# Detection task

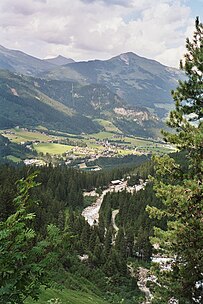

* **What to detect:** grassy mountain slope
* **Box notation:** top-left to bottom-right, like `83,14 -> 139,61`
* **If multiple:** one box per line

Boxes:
30,77 -> 164,138
31,78 -> 126,116
0,70 -> 100,134
0,69 -> 162,138
26,289 -> 109,304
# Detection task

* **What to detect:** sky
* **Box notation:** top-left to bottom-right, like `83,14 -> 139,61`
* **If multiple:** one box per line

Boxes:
0,0 -> 202,67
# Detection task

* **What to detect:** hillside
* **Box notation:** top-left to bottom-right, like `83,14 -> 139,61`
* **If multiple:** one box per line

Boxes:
0,45 -> 55,76
28,77 -> 165,137
0,69 -> 164,138
0,46 -> 181,139
44,55 -> 75,66
0,70 -> 101,134
42,52 -> 183,118
0,45 -> 183,120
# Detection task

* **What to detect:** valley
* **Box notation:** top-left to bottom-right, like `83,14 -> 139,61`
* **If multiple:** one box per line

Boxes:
0,15 -> 202,304
0,125 -> 175,166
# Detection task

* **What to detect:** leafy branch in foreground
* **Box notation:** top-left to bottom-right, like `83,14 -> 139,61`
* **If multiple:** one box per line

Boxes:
0,172 -> 63,304
147,17 -> 203,304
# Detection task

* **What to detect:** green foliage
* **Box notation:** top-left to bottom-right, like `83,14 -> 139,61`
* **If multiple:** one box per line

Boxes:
0,173 -> 63,303
147,17 -> 203,303
0,161 -> 158,303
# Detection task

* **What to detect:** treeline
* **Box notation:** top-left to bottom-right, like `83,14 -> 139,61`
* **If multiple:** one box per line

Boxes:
0,134 -> 36,162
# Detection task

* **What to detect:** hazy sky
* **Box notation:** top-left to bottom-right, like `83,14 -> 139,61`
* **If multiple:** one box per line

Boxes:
0,0 -> 202,67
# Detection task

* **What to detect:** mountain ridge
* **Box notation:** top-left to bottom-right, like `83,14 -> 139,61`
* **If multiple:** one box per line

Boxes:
44,55 -> 75,66
41,51 -> 183,117
0,45 -> 55,76
0,45 -> 182,137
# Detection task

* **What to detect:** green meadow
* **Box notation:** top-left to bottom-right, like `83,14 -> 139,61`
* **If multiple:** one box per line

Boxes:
34,143 -> 73,155
26,288 -> 109,304
0,126 -> 174,158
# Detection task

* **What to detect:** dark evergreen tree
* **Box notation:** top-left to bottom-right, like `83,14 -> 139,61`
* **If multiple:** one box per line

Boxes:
0,173 -> 64,303
147,18 -> 203,303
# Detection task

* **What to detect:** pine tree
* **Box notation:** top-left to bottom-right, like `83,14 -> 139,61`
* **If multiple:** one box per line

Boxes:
147,17 -> 203,303
0,173 -> 63,303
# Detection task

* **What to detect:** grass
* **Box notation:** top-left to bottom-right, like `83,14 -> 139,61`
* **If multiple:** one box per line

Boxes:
2,128 -> 53,143
25,287 -> 109,304
4,155 -> 22,163
33,143 -> 73,155
88,131 -> 115,140
0,126 -> 174,161
94,119 -> 121,133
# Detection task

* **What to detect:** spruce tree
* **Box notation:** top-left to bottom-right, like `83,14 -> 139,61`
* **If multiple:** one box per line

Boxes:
147,17 -> 203,303
0,173 -> 63,303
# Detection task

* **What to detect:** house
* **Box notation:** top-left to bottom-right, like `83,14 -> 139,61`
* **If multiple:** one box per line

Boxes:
110,180 -> 122,186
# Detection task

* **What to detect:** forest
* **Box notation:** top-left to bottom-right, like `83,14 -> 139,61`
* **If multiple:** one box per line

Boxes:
0,160 -> 156,304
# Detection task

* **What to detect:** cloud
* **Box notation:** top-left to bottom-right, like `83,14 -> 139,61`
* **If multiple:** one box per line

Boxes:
0,0 -> 196,67
81,0 -> 133,6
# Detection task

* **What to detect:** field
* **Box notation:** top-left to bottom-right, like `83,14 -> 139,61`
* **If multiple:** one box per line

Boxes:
93,119 -> 121,133
0,126 -> 175,163
34,143 -> 73,155
2,128 -> 56,143
25,287 -> 109,304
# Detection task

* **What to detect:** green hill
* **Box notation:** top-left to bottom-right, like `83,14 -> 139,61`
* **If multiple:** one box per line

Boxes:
0,70 -> 100,134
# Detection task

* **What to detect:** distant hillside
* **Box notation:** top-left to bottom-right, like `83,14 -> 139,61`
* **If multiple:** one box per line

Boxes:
0,70 -> 101,134
32,78 -> 125,116
30,77 -> 164,138
0,68 -> 164,138
42,52 -> 183,118
0,45 -> 55,76
0,45 -> 183,119
44,55 -> 75,66
0,46 -> 181,138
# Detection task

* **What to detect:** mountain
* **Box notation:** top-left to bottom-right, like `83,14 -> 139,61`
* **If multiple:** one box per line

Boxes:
0,68 -> 162,138
0,70 -> 100,134
29,77 -> 163,137
44,55 -> 75,66
0,45 -> 183,119
42,52 -> 183,118
0,46 -> 182,138
0,45 -> 55,76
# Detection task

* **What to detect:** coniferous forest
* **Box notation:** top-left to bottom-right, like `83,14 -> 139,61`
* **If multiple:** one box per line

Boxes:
0,161 -> 155,304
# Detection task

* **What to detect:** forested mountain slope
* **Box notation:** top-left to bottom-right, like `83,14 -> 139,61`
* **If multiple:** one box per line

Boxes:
0,70 -> 100,134
42,52 -> 184,118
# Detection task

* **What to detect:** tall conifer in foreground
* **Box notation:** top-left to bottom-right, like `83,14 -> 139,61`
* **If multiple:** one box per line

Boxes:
147,17 -> 203,303
0,173 -> 63,303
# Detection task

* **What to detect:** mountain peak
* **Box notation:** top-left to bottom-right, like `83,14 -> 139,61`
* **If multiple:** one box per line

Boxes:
108,52 -> 142,65
44,55 -> 75,66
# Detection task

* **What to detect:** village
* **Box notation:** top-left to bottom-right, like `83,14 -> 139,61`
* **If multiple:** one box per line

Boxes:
1,126 -> 175,168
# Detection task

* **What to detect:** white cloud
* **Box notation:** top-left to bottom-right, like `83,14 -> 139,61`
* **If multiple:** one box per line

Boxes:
0,0 -> 197,67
